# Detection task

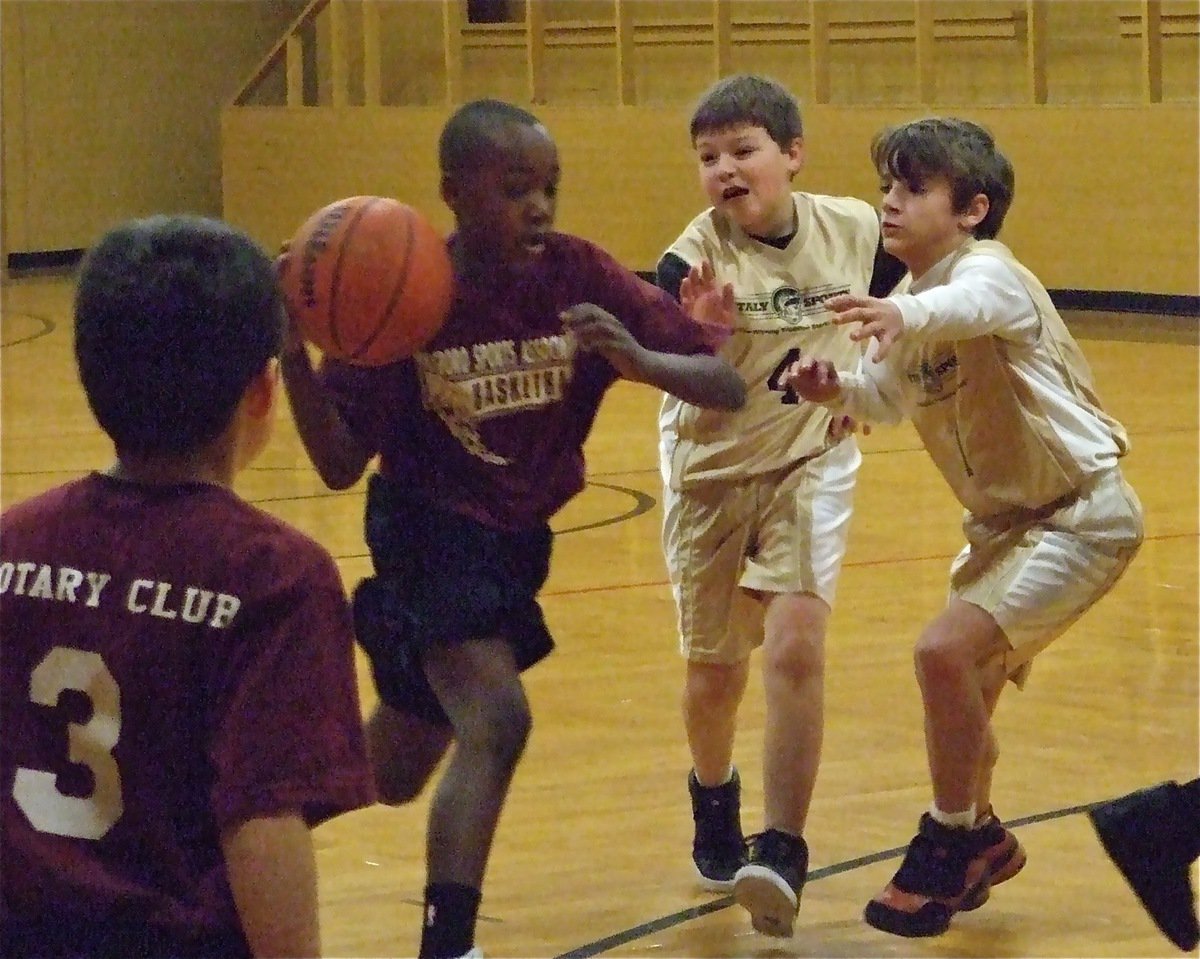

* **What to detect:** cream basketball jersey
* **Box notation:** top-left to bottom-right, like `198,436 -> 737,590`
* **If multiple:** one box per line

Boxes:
660,192 -> 879,489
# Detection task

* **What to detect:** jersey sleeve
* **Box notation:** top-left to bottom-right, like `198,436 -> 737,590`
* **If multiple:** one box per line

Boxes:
581,240 -> 720,355
656,252 -> 690,302
889,255 -> 1040,344
205,540 -> 374,830
829,340 -> 909,426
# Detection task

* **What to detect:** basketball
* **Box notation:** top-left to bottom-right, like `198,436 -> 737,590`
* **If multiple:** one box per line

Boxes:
277,195 -> 453,366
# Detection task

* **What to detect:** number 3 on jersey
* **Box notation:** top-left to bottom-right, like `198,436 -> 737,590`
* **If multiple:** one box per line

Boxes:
13,647 -> 124,840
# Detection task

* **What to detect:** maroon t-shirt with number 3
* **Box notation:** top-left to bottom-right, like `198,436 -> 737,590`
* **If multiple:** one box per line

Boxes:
0,474 -> 375,952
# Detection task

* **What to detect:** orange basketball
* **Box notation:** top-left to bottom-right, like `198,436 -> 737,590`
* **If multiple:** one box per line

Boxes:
278,196 -> 453,366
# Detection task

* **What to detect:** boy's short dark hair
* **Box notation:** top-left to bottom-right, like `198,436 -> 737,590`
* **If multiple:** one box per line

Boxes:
439,99 -> 542,175
74,215 -> 282,457
689,74 -> 803,149
871,117 -> 1015,239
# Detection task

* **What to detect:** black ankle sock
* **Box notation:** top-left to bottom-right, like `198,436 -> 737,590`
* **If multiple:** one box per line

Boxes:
419,882 -> 481,959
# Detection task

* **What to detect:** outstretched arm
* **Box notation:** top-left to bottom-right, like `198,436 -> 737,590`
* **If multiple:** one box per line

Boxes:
826,256 -> 1039,360
561,303 -> 745,411
783,345 -> 906,426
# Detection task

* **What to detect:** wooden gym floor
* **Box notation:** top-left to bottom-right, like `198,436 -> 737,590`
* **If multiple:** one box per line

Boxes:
2,274 -> 1197,958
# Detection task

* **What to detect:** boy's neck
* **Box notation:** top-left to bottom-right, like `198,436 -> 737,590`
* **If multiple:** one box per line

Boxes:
104,451 -> 235,490
451,236 -> 518,280
906,235 -> 974,284
745,197 -> 798,242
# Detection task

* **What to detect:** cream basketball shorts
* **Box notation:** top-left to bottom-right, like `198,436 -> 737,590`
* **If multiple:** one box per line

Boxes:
950,466 -> 1144,683
662,439 -> 860,664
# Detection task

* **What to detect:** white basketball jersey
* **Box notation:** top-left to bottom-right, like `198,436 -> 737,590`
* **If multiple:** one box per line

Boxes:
660,192 -> 879,489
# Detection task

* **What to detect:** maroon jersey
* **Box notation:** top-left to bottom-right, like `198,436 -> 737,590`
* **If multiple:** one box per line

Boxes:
322,232 -> 715,530
0,474 -> 374,948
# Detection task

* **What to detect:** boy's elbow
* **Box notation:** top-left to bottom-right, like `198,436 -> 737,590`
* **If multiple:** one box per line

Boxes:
320,468 -> 359,491
725,372 -> 747,410
709,365 -> 746,411
314,453 -> 367,491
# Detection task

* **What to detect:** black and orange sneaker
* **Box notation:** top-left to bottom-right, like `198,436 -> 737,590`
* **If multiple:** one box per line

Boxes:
863,814 -> 991,937
688,769 -> 746,891
961,809 -> 1027,910
733,829 -> 808,938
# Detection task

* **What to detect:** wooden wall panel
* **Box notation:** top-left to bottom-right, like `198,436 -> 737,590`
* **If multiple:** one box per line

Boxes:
223,102 -> 1199,295
0,1 -> 307,256
1,3 -> 30,260
379,2 -> 447,105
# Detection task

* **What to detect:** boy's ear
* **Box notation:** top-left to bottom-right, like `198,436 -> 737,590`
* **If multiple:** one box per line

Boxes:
786,136 -> 806,177
242,358 -> 280,419
440,173 -> 458,210
960,192 -> 990,232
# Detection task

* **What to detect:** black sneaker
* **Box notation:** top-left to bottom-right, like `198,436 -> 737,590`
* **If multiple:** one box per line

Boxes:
863,813 -> 991,938
733,829 -> 808,938
1089,782 -> 1200,952
960,809 -> 1027,911
688,769 -> 746,891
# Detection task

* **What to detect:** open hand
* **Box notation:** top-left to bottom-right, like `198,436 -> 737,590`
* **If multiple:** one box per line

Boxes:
782,355 -> 842,403
680,261 -> 736,335
824,293 -> 904,361
561,303 -> 647,380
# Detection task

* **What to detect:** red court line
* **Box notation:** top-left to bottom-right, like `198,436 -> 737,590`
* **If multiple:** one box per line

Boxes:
541,530 -> 1199,598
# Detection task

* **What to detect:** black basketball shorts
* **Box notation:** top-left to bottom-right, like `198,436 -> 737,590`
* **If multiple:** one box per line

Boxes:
354,473 -> 554,726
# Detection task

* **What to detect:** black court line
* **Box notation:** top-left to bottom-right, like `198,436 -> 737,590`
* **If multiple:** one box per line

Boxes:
555,800 -> 1103,959
0,312 -> 56,348
255,482 -> 656,564
554,481 -> 657,535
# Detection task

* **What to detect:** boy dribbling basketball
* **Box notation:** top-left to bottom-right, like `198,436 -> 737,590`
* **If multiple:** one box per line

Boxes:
279,99 -> 746,958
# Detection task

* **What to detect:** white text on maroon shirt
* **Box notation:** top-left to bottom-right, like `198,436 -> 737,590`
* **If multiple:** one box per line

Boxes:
0,561 -> 241,629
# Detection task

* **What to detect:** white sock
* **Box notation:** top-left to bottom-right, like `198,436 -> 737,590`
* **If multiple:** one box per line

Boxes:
929,803 -> 977,829
696,765 -> 734,788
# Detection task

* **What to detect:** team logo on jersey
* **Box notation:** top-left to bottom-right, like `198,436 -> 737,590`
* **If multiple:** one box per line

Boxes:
907,347 -> 962,404
762,283 -> 850,328
415,333 -> 576,464
771,287 -> 804,324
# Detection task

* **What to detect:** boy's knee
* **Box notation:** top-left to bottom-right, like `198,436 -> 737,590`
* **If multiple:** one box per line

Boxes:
760,593 -> 827,682
367,705 -> 453,804
913,631 -> 971,685
461,690 -> 532,769
375,763 -> 433,806
684,660 -> 745,711
762,625 -> 823,683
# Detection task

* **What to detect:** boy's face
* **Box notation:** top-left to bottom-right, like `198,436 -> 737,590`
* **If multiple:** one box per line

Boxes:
442,121 -> 559,270
694,123 -> 803,238
878,172 -> 987,278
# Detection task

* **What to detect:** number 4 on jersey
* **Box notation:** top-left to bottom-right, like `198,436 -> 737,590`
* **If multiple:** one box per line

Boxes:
767,348 -> 802,404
